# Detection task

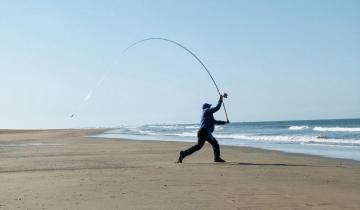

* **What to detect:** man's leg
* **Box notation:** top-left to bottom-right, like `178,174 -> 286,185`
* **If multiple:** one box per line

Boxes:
207,134 -> 225,162
177,130 -> 206,163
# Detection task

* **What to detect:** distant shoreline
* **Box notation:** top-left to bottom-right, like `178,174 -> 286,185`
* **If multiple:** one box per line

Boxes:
1,127 -> 358,163
1,117 -> 360,130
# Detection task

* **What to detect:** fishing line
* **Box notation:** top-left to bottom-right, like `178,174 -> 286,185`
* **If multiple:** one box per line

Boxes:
72,38 -> 229,121
70,70 -> 110,118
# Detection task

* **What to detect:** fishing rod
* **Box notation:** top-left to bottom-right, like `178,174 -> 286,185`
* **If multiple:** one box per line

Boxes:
124,38 -> 229,121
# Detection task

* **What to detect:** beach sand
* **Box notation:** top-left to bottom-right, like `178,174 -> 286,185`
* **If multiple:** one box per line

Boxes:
0,129 -> 359,210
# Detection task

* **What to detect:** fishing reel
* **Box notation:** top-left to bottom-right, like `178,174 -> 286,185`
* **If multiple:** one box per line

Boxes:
223,93 -> 228,98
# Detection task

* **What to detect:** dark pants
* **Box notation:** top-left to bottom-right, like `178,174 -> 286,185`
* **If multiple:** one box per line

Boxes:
182,129 -> 220,159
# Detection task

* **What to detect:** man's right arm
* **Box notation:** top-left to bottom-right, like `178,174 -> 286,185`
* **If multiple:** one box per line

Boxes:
209,96 -> 223,114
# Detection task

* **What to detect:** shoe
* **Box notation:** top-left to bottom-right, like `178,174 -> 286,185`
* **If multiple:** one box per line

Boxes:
177,151 -> 185,163
214,157 -> 226,162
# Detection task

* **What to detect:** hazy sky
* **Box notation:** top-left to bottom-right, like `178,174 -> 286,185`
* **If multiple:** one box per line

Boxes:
1,0 -> 359,128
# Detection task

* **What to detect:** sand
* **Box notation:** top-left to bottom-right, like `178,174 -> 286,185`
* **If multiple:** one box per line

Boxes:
0,129 -> 359,210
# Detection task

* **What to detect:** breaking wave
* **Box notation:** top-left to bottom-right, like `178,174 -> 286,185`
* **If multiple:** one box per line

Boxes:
210,134 -> 359,146
313,127 -> 360,132
288,126 -> 309,130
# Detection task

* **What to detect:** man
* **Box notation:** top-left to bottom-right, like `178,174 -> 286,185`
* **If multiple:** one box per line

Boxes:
178,95 -> 229,163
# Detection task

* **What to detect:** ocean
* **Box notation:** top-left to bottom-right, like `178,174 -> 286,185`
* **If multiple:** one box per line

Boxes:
96,119 -> 360,161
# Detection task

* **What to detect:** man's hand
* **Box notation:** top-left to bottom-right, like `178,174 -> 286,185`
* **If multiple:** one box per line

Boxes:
226,120 -> 230,124
219,95 -> 223,101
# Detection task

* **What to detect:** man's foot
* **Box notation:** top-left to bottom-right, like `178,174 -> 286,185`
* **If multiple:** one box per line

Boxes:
177,151 -> 185,163
214,157 -> 226,162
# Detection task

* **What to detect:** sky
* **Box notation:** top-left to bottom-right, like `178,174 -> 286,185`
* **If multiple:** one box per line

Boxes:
1,0 -> 359,128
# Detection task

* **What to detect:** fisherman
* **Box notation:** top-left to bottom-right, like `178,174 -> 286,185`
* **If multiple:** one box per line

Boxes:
178,95 -> 229,163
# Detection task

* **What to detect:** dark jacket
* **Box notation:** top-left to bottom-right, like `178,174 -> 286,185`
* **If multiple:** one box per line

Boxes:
199,99 -> 226,133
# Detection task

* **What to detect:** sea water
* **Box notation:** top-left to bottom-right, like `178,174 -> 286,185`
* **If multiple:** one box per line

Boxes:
96,119 -> 360,161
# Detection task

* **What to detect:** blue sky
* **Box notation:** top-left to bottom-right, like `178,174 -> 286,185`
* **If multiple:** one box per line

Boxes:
1,0 -> 359,128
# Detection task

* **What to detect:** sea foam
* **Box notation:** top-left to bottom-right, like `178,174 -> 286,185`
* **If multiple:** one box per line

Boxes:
313,127 -> 360,132
214,134 -> 360,145
288,126 -> 309,130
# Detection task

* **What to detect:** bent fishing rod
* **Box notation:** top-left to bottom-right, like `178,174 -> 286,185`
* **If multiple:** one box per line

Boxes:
123,38 -> 229,121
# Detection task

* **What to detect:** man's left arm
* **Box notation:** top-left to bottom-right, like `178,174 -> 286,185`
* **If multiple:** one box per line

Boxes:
214,120 -> 228,125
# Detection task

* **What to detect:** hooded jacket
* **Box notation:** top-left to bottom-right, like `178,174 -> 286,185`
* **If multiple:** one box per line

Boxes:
200,98 -> 226,133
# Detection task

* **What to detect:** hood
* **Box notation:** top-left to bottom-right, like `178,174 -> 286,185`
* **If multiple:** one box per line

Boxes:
202,103 -> 211,110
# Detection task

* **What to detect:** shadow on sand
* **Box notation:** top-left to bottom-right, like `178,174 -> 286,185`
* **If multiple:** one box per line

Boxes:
186,162 -> 313,167
228,162 -> 311,167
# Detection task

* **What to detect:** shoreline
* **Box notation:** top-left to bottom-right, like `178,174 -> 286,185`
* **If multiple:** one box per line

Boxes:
1,129 -> 359,209
92,132 -> 360,163
2,127 -> 359,164
91,136 -> 360,164
1,128 -> 358,163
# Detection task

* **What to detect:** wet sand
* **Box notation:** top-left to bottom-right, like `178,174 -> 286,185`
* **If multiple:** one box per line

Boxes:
0,129 -> 359,210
